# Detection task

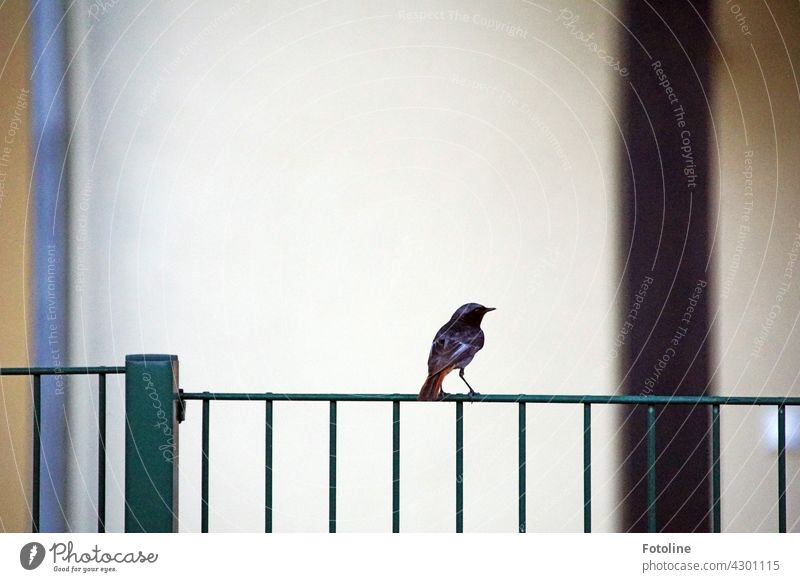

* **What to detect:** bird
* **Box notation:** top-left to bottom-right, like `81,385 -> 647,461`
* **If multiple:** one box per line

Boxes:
417,303 -> 495,401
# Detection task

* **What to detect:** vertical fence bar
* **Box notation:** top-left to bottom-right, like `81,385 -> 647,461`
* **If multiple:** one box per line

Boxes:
97,373 -> 107,533
711,404 -> 721,533
32,374 -> 41,533
583,403 -> 591,533
201,398 -> 210,533
518,402 -> 526,533
646,404 -> 657,533
329,401 -> 337,533
392,401 -> 400,533
265,400 -> 273,533
778,404 -> 786,533
456,401 -> 464,533
124,354 -> 180,532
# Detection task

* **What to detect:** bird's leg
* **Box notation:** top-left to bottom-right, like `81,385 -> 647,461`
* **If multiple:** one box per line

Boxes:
458,369 -> 480,400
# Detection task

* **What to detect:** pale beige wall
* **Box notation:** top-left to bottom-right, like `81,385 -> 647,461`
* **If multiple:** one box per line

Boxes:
712,1 -> 800,531
64,0 -> 623,532
0,0 -> 32,533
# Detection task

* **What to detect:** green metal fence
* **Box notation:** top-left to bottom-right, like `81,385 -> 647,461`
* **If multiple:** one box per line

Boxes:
2,354 -> 797,533
0,364 -> 125,532
0,354 -> 179,533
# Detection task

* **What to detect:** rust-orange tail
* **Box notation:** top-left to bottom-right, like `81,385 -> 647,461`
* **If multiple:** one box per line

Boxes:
417,367 -> 452,401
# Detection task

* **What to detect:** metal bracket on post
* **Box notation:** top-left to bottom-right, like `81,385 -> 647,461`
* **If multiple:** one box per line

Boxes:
124,354 -> 180,532
176,389 -> 186,423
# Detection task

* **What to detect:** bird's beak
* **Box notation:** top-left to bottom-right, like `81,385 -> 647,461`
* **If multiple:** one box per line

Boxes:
484,307 -> 496,312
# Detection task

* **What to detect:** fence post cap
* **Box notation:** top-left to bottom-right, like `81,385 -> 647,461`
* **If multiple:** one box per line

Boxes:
125,354 -> 178,363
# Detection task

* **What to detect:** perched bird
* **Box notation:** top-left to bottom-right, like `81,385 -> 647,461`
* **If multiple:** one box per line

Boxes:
418,303 -> 495,401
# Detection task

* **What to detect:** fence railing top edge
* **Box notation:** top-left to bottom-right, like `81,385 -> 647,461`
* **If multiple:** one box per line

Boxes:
0,366 -> 126,375
176,392 -> 800,405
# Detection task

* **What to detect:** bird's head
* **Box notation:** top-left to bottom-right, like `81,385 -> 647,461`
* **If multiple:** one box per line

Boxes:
451,303 -> 496,324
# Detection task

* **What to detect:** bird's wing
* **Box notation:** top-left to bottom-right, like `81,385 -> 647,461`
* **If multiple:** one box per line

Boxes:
427,335 -> 475,376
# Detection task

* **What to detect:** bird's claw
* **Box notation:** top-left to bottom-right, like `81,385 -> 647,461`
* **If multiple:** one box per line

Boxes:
467,390 -> 481,402
438,390 -> 451,401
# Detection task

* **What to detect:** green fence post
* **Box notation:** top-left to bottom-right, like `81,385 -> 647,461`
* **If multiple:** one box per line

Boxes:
125,354 -> 180,532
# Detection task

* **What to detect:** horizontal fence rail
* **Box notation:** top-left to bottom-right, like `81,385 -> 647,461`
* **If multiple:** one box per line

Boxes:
0,365 -> 126,533
180,390 -> 800,534
178,393 -> 800,405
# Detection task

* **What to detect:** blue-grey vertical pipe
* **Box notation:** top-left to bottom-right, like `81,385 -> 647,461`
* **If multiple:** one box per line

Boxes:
30,0 -> 70,533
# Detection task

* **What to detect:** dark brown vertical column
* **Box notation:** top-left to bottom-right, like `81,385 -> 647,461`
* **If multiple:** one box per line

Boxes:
618,0 -> 714,532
